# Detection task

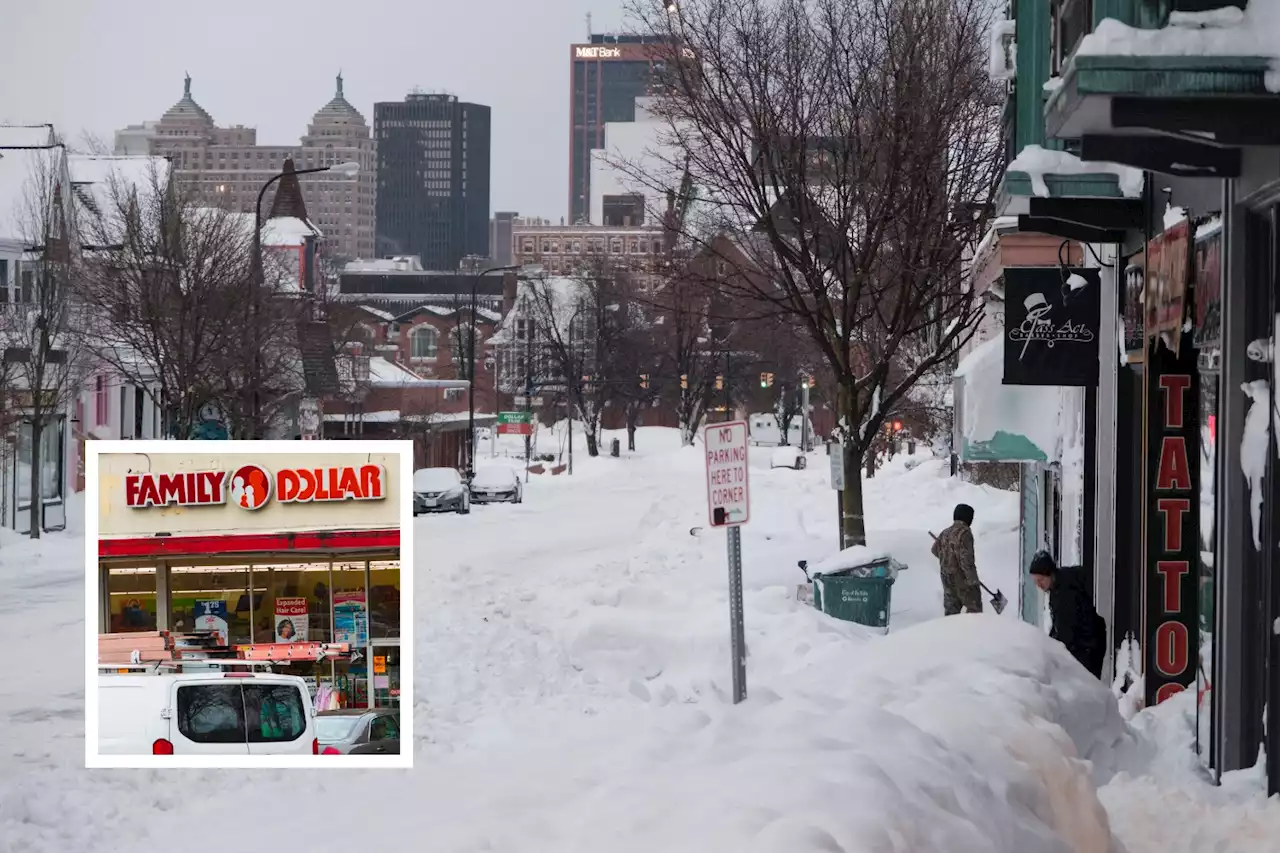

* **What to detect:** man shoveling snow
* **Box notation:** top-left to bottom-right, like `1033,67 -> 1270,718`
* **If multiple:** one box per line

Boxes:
1030,550 -> 1108,679
931,503 -> 987,615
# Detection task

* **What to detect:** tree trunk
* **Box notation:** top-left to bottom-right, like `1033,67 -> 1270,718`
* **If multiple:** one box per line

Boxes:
28,418 -> 42,540
838,383 -> 866,547
584,429 -> 599,457
627,423 -> 637,452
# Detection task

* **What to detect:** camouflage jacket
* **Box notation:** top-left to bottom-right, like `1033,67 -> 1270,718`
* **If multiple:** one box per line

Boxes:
932,520 -> 978,585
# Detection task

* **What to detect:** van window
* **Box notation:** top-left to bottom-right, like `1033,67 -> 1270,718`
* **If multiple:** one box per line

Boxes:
244,684 -> 306,743
176,684 -> 246,744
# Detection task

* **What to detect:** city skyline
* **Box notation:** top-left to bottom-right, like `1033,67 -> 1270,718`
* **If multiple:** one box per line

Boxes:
0,0 -> 629,223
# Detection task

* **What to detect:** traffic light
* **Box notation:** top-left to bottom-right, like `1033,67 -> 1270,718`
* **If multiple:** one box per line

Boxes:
680,374 -> 688,390
760,372 -> 774,388
802,374 -> 814,389
715,375 -> 724,390
892,420 -> 903,432
639,373 -> 650,390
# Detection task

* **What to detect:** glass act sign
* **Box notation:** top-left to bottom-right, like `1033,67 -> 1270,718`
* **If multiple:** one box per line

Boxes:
704,421 -> 750,527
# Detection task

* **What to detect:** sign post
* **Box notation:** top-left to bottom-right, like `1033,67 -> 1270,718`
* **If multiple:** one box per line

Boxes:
829,440 -> 846,550
704,420 -> 750,704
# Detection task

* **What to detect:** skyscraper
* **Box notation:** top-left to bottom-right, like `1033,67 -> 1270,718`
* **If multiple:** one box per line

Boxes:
568,34 -> 667,226
374,93 -> 491,270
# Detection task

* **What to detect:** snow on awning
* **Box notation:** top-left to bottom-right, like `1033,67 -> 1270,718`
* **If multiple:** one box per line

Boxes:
1006,145 -> 1144,199
953,336 -> 1064,463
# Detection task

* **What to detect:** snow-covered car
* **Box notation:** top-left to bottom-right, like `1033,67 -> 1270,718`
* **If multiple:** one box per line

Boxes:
469,466 -> 523,504
413,467 -> 470,515
770,445 -> 807,470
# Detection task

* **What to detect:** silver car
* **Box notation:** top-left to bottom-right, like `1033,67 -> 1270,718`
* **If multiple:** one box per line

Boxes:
315,708 -> 400,755
469,465 -> 524,504
413,467 -> 470,515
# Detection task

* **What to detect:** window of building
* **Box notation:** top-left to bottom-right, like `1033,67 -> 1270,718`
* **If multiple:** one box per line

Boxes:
95,375 -> 109,426
410,326 -> 438,359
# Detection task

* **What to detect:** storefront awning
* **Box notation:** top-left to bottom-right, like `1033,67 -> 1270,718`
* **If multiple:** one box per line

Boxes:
953,336 -> 1064,463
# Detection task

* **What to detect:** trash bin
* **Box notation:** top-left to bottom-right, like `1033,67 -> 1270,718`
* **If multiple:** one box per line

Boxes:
810,556 -> 905,631
610,438 -> 621,457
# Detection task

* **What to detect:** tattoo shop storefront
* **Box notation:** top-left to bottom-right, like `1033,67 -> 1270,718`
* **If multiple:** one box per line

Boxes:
96,452 -> 403,711
1038,14 -> 1280,793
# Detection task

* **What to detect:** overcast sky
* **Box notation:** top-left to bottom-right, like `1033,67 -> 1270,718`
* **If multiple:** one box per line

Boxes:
0,0 -> 630,222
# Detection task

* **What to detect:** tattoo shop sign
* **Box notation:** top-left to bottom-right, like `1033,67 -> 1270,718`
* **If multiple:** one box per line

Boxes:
1002,267 -> 1101,387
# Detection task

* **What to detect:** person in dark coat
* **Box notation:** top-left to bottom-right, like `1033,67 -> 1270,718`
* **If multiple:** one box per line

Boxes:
1029,550 -> 1107,678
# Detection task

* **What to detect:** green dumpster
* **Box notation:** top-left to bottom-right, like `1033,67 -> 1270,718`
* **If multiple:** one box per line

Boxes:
811,556 -> 904,631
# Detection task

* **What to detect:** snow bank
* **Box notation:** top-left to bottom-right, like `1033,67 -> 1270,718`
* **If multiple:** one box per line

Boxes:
1100,691 -> 1280,853
1076,2 -> 1280,93
1008,145 -> 1144,198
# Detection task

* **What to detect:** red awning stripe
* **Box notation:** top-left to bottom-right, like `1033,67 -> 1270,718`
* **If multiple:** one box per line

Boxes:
99,528 -> 400,558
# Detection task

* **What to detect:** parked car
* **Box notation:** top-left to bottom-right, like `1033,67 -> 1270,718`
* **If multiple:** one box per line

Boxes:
315,708 -> 401,755
770,445 -> 807,470
413,467 -> 470,515
97,666 -> 317,755
469,465 -> 523,504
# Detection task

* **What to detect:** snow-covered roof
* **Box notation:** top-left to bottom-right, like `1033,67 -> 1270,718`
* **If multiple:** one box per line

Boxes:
68,154 -> 170,236
1007,145 -> 1144,199
219,210 -> 321,247
342,356 -> 471,389
1075,6 -> 1280,95
0,127 -> 59,243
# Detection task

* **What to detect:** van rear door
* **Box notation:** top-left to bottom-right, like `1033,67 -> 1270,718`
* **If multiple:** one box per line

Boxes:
169,680 -> 251,754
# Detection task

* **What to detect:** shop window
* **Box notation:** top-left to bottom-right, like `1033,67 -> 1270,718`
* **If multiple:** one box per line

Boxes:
107,567 -> 158,633
171,565 -> 253,645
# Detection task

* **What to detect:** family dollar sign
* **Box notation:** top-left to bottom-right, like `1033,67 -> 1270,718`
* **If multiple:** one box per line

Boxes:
704,421 -> 750,527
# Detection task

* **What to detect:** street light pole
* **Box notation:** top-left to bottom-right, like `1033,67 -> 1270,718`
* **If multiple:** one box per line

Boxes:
467,265 -> 519,482
250,160 -> 359,439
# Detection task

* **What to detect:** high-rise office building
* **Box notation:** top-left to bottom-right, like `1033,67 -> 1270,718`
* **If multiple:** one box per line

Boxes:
374,93 -> 491,270
568,34 -> 667,226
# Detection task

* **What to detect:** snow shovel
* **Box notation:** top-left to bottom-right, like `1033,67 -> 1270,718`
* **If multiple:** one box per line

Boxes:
928,531 -> 1008,614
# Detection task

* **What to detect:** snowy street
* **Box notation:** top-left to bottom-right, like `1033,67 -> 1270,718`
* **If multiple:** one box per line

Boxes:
2,427 -> 1279,852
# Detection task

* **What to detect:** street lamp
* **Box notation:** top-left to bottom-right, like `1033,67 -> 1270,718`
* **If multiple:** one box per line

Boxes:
467,264 -> 519,482
248,160 -> 359,438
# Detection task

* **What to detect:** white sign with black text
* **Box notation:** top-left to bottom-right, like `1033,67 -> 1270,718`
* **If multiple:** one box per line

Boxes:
704,421 -> 750,527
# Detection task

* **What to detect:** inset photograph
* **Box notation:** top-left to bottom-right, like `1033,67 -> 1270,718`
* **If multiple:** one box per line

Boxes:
86,440 -> 413,768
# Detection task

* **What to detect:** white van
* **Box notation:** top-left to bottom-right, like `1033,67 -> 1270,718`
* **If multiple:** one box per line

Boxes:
98,666 -> 318,756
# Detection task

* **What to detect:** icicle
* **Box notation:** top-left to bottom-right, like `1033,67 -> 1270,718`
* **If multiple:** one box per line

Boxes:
1240,379 -> 1270,551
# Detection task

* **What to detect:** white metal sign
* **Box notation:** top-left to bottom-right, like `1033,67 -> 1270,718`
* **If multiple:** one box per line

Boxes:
704,420 -> 750,527
829,442 -> 845,490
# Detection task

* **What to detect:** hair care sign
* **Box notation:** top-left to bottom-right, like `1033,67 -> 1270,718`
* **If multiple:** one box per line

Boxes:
274,598 -> 309,644
1145,337 -> 1200,707
1002,267 -> 1100,387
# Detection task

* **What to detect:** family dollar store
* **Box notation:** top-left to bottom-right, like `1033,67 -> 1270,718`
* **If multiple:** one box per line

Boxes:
97,452 -> 404,711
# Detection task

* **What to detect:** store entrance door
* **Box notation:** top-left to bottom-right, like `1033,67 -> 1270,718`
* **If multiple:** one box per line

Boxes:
370,642 -> 400,709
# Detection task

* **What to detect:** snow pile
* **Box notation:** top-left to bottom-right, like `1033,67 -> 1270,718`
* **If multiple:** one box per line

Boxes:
1008,145 -> 1145,198
954,336 -> 1068,460
1076,2 -> 1280,92
1100,691 -> 1280,853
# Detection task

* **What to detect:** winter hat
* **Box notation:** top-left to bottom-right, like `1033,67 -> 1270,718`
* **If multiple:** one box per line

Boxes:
953,503 -> 975,525
1029,550 -> 1057,576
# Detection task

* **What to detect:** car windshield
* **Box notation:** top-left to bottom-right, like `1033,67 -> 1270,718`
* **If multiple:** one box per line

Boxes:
472,468 -> 516,487
315,715 -> 363,743
414,468 -> 460,491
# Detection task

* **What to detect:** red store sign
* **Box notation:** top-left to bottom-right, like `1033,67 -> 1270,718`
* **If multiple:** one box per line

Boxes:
1145,339 -> 1200,707
125,464 -> 387,510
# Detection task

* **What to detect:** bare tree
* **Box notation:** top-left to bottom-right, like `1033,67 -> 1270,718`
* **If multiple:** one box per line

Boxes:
77,163 -> 255,438
626,0 -> 1003,545
522,265 -> 639,457
12,145 -> 91,538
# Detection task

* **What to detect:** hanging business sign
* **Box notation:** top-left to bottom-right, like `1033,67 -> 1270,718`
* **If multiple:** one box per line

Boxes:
125,463 -> 387,509
1145,220 -> 1192,353
1123,252 -> 1146,362
1144,337 -> 1200,707
1192,225 -> 1222,352
1002,267 -> 1101,387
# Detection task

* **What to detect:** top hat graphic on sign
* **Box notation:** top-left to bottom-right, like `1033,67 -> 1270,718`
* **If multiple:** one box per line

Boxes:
230,464 -> 272,510
1023,292 -> 1049,313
